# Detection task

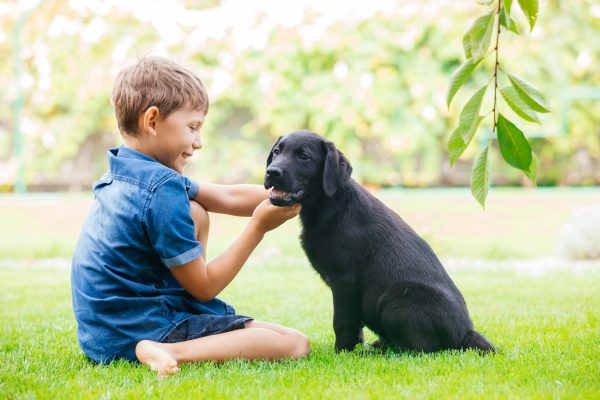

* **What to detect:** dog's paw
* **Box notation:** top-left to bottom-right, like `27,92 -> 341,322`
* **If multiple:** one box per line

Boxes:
369,338 -> 391,351
334,342 -> 358,353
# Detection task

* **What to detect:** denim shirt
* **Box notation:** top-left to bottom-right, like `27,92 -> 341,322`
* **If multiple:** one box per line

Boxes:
71,146 -> 234,363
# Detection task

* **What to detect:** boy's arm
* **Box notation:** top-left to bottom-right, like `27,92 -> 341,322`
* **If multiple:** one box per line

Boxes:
170,200 -> 300,302
193,182 -> 269,217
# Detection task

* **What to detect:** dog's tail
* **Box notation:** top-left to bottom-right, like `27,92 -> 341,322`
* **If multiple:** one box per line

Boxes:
461,330 -> 496,353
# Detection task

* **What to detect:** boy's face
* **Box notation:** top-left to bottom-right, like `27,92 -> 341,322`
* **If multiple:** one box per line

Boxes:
152,108 -> 205,173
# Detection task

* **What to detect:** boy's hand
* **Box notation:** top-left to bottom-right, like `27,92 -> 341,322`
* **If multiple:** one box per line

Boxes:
251,199 -> 301,234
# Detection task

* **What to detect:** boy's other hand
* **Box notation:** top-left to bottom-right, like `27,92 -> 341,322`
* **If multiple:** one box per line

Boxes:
251,199 -> 301,234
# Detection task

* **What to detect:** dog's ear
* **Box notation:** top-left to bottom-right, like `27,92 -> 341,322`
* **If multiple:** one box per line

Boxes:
322,140 -> 353,197
266,136 -> 282,167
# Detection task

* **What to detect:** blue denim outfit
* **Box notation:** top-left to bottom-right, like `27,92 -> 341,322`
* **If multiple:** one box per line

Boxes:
71,146 -> 239,363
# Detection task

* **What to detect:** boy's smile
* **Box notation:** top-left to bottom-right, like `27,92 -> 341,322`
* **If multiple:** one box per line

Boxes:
154,108 -> 204,173
126,106 -> 205,174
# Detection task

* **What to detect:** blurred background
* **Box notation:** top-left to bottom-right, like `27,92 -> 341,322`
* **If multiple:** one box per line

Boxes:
0,0 -> 599,260
1,0 -> 599,191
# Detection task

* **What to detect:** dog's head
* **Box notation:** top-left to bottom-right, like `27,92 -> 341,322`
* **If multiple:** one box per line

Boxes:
264,130 -> 353,206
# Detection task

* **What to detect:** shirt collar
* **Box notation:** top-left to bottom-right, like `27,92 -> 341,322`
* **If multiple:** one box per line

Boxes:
108,145 -> 158,163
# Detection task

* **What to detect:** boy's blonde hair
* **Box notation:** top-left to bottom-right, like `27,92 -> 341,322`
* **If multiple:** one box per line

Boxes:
112,57 -> 209,136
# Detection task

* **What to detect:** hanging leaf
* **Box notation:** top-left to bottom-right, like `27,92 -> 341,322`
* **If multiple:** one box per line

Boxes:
448,116 -> 483,165
497,114 -> 532,171
457,85 -> 488,142
448,85 -> 487,165
500,86 -> 540,122
517,0 -> 539,32
447,58 -> 483,108
524,152 -> 538,186
448,128 -> 467,166
500,9 -> 519,34
462,12 -> 495,60
471,143 -> 491,208
508,73 -> 550,113
503,0 -> 513,15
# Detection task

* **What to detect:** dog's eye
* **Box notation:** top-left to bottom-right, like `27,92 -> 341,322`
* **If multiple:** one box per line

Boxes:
272,148 -> 280,156
298,152 -> 310,161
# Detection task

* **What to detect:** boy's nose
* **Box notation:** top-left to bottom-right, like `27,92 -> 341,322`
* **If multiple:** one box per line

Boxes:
192,137 -> 202,150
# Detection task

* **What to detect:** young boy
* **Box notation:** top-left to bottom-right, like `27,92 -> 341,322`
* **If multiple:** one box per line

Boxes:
71,56 -> 309,377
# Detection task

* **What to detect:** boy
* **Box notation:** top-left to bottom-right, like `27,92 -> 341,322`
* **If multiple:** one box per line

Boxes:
71,57 -> 309,377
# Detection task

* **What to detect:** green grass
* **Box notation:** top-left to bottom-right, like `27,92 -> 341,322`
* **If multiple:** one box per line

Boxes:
1,188 -> 599,398
1,259 -> 599,398
1,187 -> 598,260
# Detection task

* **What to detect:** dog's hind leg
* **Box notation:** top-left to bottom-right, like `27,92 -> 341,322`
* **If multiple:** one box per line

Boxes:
379,301 -> 442,353
461,330 -> 496,353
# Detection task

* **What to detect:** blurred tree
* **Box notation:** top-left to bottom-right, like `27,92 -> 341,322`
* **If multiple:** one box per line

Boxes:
0,0 -> 598,190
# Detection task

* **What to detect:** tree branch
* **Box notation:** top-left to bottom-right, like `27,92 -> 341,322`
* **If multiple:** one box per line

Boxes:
491,0 -> 503,137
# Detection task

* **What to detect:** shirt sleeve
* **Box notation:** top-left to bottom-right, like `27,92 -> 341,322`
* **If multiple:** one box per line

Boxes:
182,176 -> 199,200
145,175 -> 203,268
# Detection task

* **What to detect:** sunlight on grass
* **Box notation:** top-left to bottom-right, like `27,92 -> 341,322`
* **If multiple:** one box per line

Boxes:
1,188 -> 599,398
1,188 -> 599,260
1,261 -> 599,398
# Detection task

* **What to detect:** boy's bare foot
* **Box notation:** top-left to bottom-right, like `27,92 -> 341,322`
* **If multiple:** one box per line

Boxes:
135,340 -> 180,377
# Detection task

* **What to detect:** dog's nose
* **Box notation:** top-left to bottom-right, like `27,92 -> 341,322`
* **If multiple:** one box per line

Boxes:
266,166 -> 283,178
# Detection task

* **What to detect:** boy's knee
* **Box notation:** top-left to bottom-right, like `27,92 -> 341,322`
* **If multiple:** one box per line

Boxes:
290,335 -> 311,359
189,200 -> 210,244
189,200 -> 209,228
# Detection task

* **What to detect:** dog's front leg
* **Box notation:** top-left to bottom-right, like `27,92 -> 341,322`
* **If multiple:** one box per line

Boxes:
331,282 -> 363,352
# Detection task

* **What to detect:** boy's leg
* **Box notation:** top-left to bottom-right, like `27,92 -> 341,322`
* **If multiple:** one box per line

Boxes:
244,320 -> 308,339
189,200 -> 209,261
143,202 -> 310,376
136,320 -> 310,376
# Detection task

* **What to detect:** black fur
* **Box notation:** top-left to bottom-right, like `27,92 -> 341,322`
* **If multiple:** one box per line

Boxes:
264,130 -> 495,353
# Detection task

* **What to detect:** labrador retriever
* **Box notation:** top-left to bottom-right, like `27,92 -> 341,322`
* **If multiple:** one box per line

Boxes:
264,130 -> 495,353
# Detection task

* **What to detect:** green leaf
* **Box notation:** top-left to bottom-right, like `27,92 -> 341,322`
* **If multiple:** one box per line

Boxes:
448,116 -> 483,165
448,85 -> 488,165
525,152 -> 538,186
447,58 -> 484,108
503,0 -> 513,15
462,12 -> 495,60
471,143 -> 491,208
517,0 -> 539,32
500,9 -> 519,34
500,86 -> 540,123
462,36 -> 473,60
448,129 -> 466,166
508,73 -> 550,113
497,114 -> 532,171
457,85 -> 487,142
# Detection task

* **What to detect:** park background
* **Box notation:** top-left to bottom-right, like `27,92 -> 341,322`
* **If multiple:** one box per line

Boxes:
1,0 -> 599,399
1,0 -> 600,191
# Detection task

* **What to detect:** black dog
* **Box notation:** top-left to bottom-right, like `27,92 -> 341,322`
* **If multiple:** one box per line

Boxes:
264,130 -> 495,353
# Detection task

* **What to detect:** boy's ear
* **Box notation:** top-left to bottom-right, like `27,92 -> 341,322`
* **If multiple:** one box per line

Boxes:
322,140 -> 352,197
142,106 -> 160,136
266,136 -> 282,167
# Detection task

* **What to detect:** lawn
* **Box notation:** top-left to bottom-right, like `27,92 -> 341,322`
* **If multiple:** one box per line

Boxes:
1,188 -> 599,398
0,187 -> 598,260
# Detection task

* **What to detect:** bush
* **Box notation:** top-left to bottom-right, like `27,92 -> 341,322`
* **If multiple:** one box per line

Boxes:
556,203 -> 600,259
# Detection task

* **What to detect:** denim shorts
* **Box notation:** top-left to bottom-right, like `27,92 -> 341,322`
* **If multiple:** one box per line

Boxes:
161,314 -> 253,343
